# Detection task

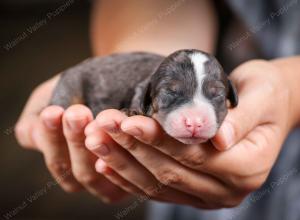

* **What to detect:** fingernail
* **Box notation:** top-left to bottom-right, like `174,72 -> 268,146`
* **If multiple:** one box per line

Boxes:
122,127 -> 143,137
67,118 -> 87,132
221,122 -> 234,149
96,159 -> 107,173
95,144 -> 110,156
43,119 -> 58,130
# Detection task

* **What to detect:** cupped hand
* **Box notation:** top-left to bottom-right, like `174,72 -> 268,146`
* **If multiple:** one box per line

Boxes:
15,76 -> 129,203
85,60 -> 295,208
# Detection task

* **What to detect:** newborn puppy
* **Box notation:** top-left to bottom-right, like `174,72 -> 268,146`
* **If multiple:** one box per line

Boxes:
50,49 -> 238,144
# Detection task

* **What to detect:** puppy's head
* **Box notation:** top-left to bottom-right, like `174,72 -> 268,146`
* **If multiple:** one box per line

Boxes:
141,49 -> 238,144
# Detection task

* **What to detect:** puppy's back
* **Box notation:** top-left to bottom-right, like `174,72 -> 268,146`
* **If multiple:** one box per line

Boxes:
50,52 -> 164,115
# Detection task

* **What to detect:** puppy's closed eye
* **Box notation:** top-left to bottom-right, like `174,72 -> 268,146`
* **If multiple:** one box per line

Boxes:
211,88 -> 226,98
203,80 -> 226,99
165,88 -> 183,97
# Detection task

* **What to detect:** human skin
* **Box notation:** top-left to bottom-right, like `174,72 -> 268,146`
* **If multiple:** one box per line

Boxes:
84,58 -> 300,208
15,0 -> 217,203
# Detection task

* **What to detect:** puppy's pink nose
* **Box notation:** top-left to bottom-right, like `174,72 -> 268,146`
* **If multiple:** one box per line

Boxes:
184,117 -> 204,134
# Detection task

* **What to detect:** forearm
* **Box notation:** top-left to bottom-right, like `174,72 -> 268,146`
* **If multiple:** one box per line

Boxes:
270,56 -> 300,128
90,0 -> 217,56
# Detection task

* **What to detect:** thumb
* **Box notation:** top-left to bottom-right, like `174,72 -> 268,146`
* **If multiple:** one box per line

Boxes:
15,116 -> 39,150
15,76 -> 59,150
212,91 -> 264,151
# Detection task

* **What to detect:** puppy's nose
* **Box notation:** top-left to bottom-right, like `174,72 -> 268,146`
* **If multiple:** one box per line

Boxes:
184,117 -> 204,134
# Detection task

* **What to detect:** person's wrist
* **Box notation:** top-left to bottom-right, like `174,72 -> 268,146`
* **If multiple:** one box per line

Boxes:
231,59 -> 295,133
270,59 -> 300,130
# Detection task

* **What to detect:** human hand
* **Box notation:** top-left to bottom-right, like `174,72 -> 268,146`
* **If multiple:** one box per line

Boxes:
15,76 -> 128,203
85,60 -> 295,208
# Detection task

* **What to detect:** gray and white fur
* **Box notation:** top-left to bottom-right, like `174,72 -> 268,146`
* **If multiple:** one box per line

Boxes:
50,49 -> 238,144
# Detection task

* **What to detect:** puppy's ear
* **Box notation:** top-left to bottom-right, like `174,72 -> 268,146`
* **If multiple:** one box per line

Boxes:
140,82 -> 153,116
227,79 -> 238,107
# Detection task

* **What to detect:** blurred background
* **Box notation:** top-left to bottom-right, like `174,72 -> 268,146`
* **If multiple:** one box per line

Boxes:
0,1 -> 145,219
1,0 -> 280,219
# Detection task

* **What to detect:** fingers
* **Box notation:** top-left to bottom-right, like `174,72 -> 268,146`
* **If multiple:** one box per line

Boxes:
85,119 -> 158,197
62,105 -> 127,202
95,159 -> 145,196
15,78 -> 129,202
199,126 -> 277,193
85,120 -> 161,193
114,106 -> 273,194
36,106 -> 82,192
94,110 -> 236,207
119,112 -> 266,194
87,111 -> 209,207
120,115 -> 216,171
94,159 -> 208,207
120,108 -> 275,194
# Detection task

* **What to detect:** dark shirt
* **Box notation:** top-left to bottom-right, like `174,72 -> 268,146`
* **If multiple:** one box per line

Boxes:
227,0 -> 300,58
148,1 -> 300,219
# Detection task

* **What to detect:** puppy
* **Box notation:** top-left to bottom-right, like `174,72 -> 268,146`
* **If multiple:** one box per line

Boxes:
50,49 -> 238,144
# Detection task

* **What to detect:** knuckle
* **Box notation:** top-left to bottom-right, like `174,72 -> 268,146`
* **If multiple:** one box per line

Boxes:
205,193 -> 245,209
242,179 -> 264,193
101,153 -> 129,172
122,135 -> 139,151
151,137 -> 164,148
63,187 -> 78,193
220,196 -> 244,208
14,123 -> 31,148
155,168 -> 183,186
111,161 -> 128,172
62,184 -> 82,193
47,161 -> 70,176
66,136 -> 85,146
14,123 -> 23,139
101,156 -> 128,172
230,175 -> 265,194
74,172 -> 99,186
177,151 -> 205,169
